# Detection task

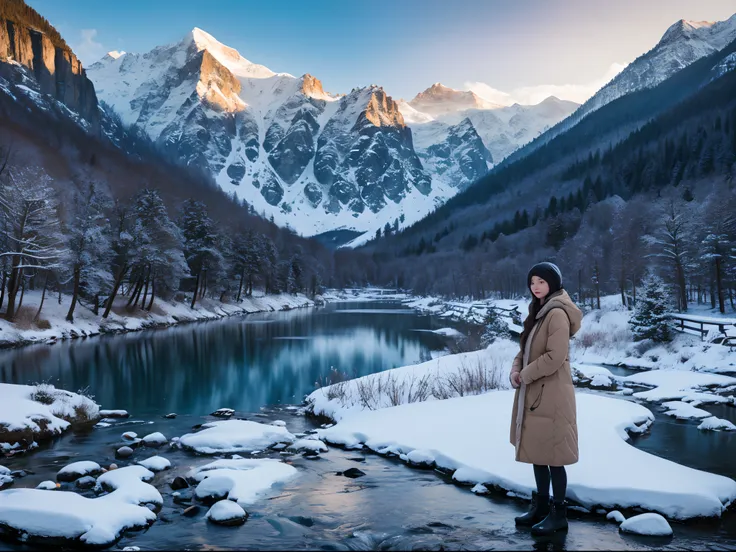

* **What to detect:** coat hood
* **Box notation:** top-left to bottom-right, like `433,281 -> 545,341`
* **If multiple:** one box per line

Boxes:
535,289 -> 583,336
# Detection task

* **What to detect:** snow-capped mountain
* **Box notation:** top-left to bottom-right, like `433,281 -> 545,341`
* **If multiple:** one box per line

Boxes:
400,84 -> 578,164
88,29 -> 577,241
88,29 -> 488,239
510,13 -> 736,161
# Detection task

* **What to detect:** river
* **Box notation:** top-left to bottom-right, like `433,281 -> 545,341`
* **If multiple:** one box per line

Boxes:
0,300 -> 734,550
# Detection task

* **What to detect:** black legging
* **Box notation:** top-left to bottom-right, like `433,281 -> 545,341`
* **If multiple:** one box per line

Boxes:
533,464 -> 567,501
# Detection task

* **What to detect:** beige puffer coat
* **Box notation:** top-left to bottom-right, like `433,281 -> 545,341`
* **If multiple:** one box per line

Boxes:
509,289 -> 582,466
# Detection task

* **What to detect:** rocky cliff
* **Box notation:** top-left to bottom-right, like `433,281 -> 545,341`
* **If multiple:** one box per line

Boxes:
0,18 -> 99,126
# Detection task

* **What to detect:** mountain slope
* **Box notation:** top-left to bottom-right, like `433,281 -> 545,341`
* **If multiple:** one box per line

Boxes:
506,13 -> 736,165
379,34 -> 736,253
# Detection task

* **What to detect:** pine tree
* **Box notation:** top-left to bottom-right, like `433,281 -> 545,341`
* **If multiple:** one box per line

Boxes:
629,274 -> 674,343
480,308 -> 511,346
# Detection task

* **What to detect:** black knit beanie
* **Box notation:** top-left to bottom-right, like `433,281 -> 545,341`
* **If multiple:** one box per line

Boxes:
527,262 -> 563,295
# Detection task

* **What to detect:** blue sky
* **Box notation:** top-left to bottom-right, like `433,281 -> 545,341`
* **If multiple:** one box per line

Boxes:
27,0 -> 736,102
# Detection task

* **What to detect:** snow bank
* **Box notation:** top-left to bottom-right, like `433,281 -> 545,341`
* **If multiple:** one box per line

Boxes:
0,466 -> 158,546
0,289 -> 314,349
0,383 -> 99,451
288,439 -> 328,453
307,341 -> 518,419
621,370 -> 736,403
187,458 -> 298,506
661,401 -> 712,420
315,389 -> 736,520
573,296 -> 736,373
177,420 -> 295,454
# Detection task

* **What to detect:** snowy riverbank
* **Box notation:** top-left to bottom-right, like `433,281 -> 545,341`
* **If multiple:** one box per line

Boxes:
0,290 -> 316,349
324,289 -> 736,373
306,343 -> 736,521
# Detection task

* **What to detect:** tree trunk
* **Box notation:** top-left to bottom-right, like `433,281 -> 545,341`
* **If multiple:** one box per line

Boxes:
0,270 -> 6,312
201,269 -> 208,299
191,270 -> 201,309
676,260 -> 687,312
247,274 -> 253,297
66,266 -> 81,322
103,265 -> 128,319
146,271 -> 155,311
140,265 -> 151,309
715,256 -> 725,314
16,276 -> 26,314
34,272 -> 48,323
132,273 -> 145,309
236,270 -> 244,302
5,258 -> 22,321
93,294 -> 100,316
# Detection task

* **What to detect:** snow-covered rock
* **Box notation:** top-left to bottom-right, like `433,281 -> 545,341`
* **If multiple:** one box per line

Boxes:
0,383 -> 99,451
606,510 -> 626,524
177,420 -> 295,454
99,410 -> 129,418
57,461 -> 103,482
187,458 -> 298,505
661,401 -> 713,420
206,500 -> 248,526
0,466 -> 158,546
698,416 -> 736,431
620,512 -> 673,536
141,432 -> 168,446
36,480 -> 58,490
287,439 -> 328,453
0,466 -> 13,489
137,455 -> 172,472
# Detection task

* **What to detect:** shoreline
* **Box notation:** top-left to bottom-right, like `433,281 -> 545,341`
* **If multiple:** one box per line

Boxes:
0,292 -> 319,352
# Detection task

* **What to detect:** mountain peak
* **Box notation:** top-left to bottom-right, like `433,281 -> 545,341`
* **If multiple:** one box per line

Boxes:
183,27 -> 282,80
106,50 -> 126,60
409,83 -> 502,116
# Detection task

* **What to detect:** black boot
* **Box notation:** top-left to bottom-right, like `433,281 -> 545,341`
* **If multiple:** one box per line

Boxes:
531,499 -> 568,535
514,492 -> 550,526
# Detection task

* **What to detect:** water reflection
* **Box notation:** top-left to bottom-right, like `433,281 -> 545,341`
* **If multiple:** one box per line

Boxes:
0,302 -> 450,417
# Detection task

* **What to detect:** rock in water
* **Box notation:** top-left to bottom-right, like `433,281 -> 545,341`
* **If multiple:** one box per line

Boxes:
164,413 -> 177,419
206,500 -> 248,526
141,432 -> 168,447
212,408 -> 234,418
116,446 -> 134,459
170,476 -> 189,490
57,461 -> 102,482
36,480 -> 58,490
99,409 -> 129,418
620,513 -> 673,536
342,468 -> 366,479
75,476 -> 97,489
607,510 -> 626,524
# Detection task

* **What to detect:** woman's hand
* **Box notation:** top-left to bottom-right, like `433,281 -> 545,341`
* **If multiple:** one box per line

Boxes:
510,371 -> 521,388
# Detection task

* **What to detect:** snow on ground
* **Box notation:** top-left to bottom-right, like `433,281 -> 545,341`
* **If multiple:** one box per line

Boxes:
308,343 -> 736,520
573,296 -> 736,373
308,340 -> 519,419
0,466 -> 158,546
176,420 -> 295,454
619,513 -> 673,536
620,370 -> 736,403
186,458 -> 298,506
0,289 -> 314,349
315,388 -> 736,519
0,383 -> 100,451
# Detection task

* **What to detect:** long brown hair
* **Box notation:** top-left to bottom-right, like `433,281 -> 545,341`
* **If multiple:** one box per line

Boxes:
519,296 -> 543,353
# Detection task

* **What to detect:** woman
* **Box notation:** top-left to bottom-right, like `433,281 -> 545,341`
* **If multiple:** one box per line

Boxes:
509,262 -> 582,535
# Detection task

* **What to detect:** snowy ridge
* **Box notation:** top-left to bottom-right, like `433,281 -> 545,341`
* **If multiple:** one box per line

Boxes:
512,13 -> 736,160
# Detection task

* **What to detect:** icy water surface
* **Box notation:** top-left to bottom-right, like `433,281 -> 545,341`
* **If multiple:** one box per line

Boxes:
0,301 -> 734,550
